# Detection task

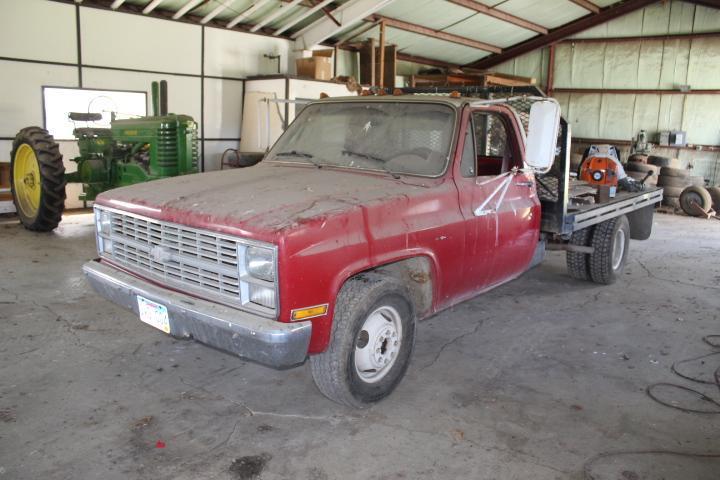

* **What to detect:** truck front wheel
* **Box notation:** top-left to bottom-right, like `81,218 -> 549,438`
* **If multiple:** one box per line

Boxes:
310,273 -> 416,408
588,215 -> 630,285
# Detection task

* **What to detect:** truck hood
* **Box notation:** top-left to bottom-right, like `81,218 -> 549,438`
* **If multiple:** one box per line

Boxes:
96,162 -> 439,240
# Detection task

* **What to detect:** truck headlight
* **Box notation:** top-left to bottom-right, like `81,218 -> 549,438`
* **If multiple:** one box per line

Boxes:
245,246 -> 275,282
94,207 -> 113,255
238,240 -> 278,314
248,284 -> 276,309
95,207 -> 112,236
98,237 -> 113,255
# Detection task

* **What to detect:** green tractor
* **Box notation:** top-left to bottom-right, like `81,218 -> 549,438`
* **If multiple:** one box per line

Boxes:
10,81 -> 198,231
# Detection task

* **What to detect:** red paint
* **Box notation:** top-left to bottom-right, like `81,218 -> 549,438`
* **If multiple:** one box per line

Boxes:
96,98 -> 541,355
155,440 -> 165,449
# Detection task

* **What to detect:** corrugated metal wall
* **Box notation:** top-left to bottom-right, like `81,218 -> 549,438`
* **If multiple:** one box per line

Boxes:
493,0 -> 720,184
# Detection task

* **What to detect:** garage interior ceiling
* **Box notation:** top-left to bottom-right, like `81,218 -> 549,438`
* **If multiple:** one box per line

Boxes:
66,0 -> 720,70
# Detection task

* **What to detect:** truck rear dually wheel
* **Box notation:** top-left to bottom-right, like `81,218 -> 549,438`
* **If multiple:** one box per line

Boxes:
566,227 -> 594,281
588,215 -> 630,285
310,273 -> 416,408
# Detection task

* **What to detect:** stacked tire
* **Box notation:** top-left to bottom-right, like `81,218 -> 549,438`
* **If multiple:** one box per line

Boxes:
655,162 -> 704,208
625,161 -> 659,187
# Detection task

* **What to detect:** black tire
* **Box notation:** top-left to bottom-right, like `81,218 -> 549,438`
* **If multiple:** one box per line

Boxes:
689,175 -> 705,187
679,186 -> 713,216
661,186 -> 684,197
567,227 -> 594,281
10,127 -> 66,231
658,184 -> 687,198
707,186 -> 720,209
659,166 -> 688,178
657,175 -> 691,188
627,154 -> 648,164
627,171 -> 657,186
626,163 -> 658,174
648,155 -> 671,167
662,196 -> 681,208
588,215 -> 630,285
310,273 -> 416,408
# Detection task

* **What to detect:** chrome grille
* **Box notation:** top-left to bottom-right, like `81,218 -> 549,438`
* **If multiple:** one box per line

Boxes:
102,209 -> 242,301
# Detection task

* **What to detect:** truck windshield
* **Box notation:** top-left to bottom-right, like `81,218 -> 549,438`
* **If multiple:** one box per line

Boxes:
267,101 -> 456,177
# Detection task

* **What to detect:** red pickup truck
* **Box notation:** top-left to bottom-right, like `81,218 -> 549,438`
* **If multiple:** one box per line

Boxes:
84,87 -> 662,407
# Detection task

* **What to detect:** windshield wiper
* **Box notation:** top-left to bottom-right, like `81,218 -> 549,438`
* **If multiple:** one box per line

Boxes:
341,149 -> 400,179
274,150 -> 323,168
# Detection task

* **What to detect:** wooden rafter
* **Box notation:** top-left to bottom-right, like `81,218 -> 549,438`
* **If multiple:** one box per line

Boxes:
465,0 -> 659,69
372,15 -> 502,53
568,0 -> 600,14
446,0 -> 548,34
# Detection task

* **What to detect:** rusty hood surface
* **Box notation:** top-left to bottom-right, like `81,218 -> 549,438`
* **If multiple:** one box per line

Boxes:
95,161 -> 439,241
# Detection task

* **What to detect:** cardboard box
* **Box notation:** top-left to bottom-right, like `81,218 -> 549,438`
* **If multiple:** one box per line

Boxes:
296,50 -> 333,80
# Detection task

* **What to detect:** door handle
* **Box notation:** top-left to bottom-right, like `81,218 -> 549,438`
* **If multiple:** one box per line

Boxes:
515,181 -> 534,187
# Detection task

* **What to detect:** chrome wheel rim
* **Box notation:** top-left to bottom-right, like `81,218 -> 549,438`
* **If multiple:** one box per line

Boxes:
354,305 -> 403,384
612,228 -> 626,270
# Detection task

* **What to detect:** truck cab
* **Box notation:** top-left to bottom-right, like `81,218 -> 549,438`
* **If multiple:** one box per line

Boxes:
84,90 -> 660,407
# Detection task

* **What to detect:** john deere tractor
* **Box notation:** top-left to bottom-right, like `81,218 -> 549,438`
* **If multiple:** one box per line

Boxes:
10,81 -> 198,231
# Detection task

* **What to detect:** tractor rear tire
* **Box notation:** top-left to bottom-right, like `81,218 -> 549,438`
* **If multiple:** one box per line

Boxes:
10,127 -> 66,231
679,186 -> 712,216
567,226 -> 594,281
588,215 -> 630,285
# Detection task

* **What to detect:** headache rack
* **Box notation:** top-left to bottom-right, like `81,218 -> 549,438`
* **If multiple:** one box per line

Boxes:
393,85 -> 662,237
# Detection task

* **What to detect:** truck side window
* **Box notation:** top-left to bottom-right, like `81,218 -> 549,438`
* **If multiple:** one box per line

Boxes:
460,121 -> 476,178
472,112 -> 510,176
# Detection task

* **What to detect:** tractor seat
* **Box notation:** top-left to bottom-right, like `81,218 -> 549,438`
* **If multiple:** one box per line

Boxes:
69,112 -> 103,122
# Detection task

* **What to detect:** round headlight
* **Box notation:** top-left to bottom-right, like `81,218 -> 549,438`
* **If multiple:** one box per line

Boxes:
245,246 -> 274,282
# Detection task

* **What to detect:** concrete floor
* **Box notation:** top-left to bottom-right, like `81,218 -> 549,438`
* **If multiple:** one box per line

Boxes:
1,212 -> 719,480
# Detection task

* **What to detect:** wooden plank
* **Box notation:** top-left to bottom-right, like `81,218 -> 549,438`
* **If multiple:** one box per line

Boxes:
568,0 -> 600,14
374,15 -> 502,53
378,21 -> 385,88
359,38 -> 375,86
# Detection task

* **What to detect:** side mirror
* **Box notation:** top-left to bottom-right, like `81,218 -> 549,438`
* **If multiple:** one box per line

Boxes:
525,99 -> 561,173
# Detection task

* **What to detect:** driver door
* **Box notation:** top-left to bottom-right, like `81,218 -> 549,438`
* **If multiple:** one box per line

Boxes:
453,106 -> 541,293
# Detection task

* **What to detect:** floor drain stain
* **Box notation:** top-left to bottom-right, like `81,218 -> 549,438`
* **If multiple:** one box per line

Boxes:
229,453 -> 272,479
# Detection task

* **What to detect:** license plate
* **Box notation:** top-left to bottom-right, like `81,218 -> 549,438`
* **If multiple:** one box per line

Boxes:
137,295 -> 171,334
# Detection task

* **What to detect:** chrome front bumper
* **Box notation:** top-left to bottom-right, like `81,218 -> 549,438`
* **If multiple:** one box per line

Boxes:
83,260 -> 312,369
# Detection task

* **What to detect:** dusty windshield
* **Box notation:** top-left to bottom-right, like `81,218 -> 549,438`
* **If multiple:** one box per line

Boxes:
267,101 -> 456,177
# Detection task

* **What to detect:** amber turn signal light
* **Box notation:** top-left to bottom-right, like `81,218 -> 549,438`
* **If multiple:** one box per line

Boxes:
291,304 -> 329,321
